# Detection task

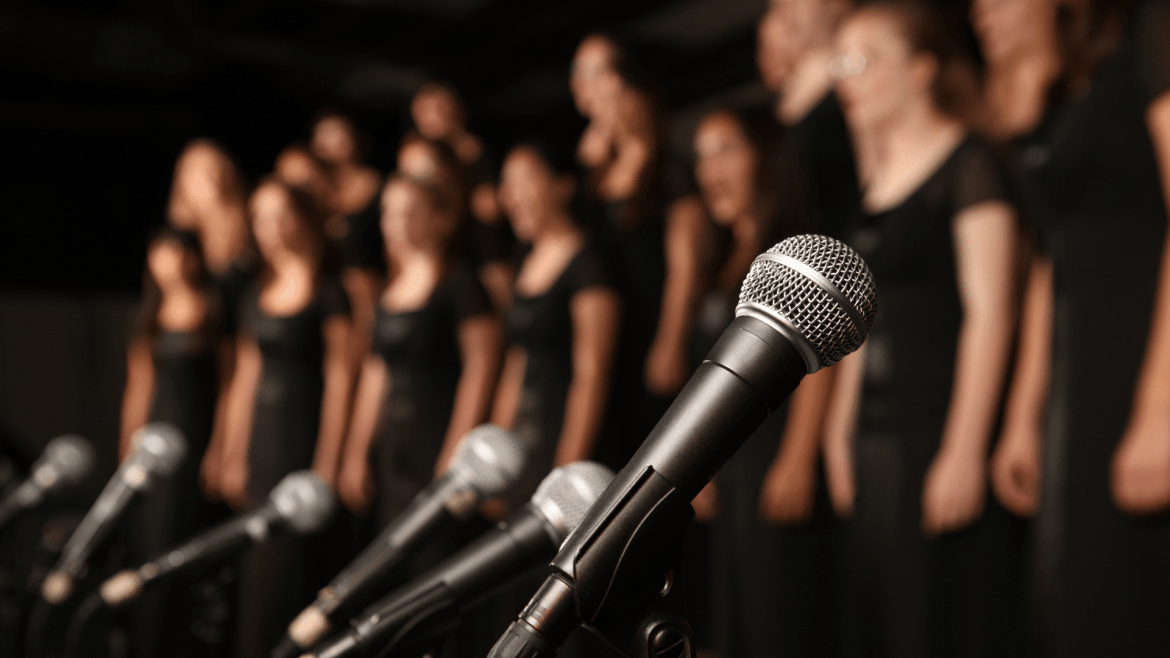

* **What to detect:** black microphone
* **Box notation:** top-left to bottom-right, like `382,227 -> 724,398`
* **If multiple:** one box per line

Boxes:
282,425 -> 528,653
304,461 -> 616,658
0,434 -> 94,529
488,234 -> 878,658
97,469 -> 334,607
41,422 -> 187,604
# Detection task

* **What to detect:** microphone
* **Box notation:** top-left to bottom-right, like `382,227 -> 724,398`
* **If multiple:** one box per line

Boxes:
488,234 -> 878,657
98,469 -> 334,607
0,434 -> 95,529
41,422 -> 187,604
282,425 -> 528,653
304,461 -> 616,658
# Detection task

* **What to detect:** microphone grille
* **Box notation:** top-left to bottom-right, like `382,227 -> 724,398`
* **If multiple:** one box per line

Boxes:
270,470 -> 336,534
531,461 -> 615,543
129,423 -> 187,476
36,435 -> 94,490
449,425 -> 529,499
738,234 -> 877,370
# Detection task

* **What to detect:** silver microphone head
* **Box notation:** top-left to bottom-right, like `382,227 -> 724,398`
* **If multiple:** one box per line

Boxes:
270,471 -> 336,534
737,234 -> 877,372
128,422 -> 188,477
33,435 -> 94,492
448,425 -> 528,499
530,461 -> 615,544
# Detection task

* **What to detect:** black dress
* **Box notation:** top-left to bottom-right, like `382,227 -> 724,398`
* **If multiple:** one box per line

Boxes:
370,265 -> 493,529
335,196 -> 386,275
235,278 -> 350,658
842,136 -> 1022,658
787,91 -> 862,239
1012,4 -> 1170,655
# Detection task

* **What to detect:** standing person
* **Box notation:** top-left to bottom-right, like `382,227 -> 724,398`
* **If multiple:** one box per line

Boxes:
216,179 -> 354,658
119,228 -> 225,658
974,1 -> 1170,655
823,2 -> 1022,656
336,173 -> 502,529
691,107 -> 840,658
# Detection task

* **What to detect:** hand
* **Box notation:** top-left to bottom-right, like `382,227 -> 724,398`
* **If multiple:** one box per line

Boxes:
479,498 -> 509,523
759,453 -> 817,526
337,459 -> 375,515
990,422 -> 1042,517
220,457 -> 249,511
691,481 -> 718,523
921,448 -> 987,537
1111,407 -> 1170,514
199,448 -> 224,503
644,340 -> 689,396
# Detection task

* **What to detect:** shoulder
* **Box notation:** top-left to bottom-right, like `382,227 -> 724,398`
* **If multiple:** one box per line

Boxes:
565,239 -> 616,293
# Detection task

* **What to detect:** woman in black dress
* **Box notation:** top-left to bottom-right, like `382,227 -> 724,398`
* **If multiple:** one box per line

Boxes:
490,141 -> 620,510
336,173 -> 502,527
824,3 -> 1022,656
974,1 -> 1170,654
217,178 -> 354,658
119,227 -> 223,658
689,107 -> 838,658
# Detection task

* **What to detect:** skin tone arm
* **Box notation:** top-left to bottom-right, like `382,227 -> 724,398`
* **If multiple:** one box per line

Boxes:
822,349 -> 865,517
342,268 -> 382,368
433,316 -> 504,475
921,200 -> 1017,536
490,347 -> 527,430
219,335 -> 263,509
312,316 -> 354,487
991,254 -> 1052,517
200,337 -> 239,501
553,288 -> 621,466
337,356 -> 387,514
759,365 -> 838,525
645,194 -> 707,396
119,337 -> 155,460
1112,92 -> 1170,514
599,91 -> 654,201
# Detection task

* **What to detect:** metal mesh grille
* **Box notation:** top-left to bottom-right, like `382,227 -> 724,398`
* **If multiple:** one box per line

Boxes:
130,422 -> 187,477
452,424 -> 530,498
271,470 -> 336,534
532,461 -> 614,542
738,234 -> 877,369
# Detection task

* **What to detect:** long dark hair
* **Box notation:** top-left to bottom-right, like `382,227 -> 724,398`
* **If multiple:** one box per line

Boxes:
133,227 -> 217,342
1053,0 -> 1136,98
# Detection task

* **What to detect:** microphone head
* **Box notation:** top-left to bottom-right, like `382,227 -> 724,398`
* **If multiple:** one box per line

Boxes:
530,461 -> 615,544
32,435 -> 94,492
128,422 -> 188,477
737,234 -> 877,372
448,425 -> 528,499
270,471 -> 336,534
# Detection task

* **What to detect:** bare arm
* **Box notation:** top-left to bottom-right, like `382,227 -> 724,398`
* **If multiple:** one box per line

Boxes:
219,335 -> 263,509
435,315 -> 504,475
341,268 -> 381,368
200,337 -> 238,500
490,347 -> 527,430
822,350 -> 865,517
991,254 -> 1052,516
337,355 -> 388,514
119,337 -> 155,460
313,316 -> 355,486
554,288 -> 621,466
922,200 -> 1017,536
760,365 -> 838,525
1112,92 -> 1170,513
645,195 -> 707,396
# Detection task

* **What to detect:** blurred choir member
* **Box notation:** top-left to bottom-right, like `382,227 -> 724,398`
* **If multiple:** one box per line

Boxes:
336,174 -> 502,529
119,228 -> 226,658
974,0 -> 1170,654
311,112 -> 385,359
411,84 -> 516,311
570,34 -> 670,469
491,141 -> 620,509
216,179 -> 354,658
691,108 -> 839,658
824,2 -> 1022,656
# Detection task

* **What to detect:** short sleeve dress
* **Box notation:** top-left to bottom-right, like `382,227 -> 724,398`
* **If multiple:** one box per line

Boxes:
843,136 -> 1023,658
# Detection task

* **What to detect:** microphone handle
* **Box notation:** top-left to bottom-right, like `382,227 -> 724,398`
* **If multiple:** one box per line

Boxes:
145,504 -> 282,583
57,470 -> 137,576
0,478 -> 38,529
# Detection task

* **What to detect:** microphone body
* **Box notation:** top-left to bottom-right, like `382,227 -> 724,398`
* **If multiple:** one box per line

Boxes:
307,461 -> 616,658
0,435 -> 94,529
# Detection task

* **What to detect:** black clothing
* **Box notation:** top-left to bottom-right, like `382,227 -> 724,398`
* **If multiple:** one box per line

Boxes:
236,278 -> 350,658
504,240 -> 615,508
335,195 -> 386,274
1013,3 -> 1170,655
370,265 -> 493,528
211,260 -> 255,338
787,92 -> 862,239
842,136 -> 1022,658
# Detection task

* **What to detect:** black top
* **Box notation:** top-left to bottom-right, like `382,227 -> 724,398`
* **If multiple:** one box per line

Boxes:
787,92 -> 861,239
212,260 -> 257,337
335,195 -> 387,273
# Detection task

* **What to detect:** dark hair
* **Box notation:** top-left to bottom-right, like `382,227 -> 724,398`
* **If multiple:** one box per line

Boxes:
861,0 -> 982,124
511,135 -> 577,178
1053,0 -> 1135,98
311,109 -> 372,161
133,227 -> 217,341
252,176 -> 332,274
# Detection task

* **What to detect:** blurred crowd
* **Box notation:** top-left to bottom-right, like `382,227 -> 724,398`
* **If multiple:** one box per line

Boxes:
103,0 -> 1170,657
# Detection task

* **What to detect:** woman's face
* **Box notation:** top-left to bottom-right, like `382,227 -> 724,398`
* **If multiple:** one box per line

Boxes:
833,11 -> 930,131
250,183 -> 307,261
172,144 -> 228,226
275,149 -> 332,211
757,0 -> 838,92
311,116 -> 357,165
570,36 -> 619,118
970,0 -> 1053,66
148,239 -> 188,290
411,88 -> 460,140
499,147 -> 566,243
381,179 -> 448,255
695,112 -> 759,226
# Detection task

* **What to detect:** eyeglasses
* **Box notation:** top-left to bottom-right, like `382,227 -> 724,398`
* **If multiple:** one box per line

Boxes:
830,51 -> 871,80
